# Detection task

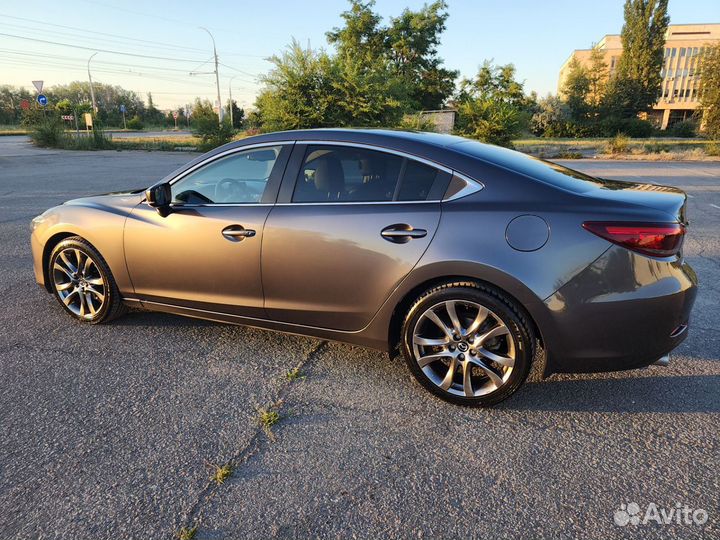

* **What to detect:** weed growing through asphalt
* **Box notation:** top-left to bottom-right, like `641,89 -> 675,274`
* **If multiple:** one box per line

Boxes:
286,367 -> 304,381
257,403 -> 282,439
177,525 -> 198,540
212,463 -> 233,485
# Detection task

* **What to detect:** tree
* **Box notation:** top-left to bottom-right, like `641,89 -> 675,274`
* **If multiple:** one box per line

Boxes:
611,0 -> 669,116
699,43 -> 720,139
144,92 -> 164,125
255,40 -> 340,131
327,0 -> 456,111
454,62 -> 530,147
562,57 -> 591,121
587,46 -> 609,109
226,100 -> 245,129
530,95 -> 572,137
255,0 -> 459,131
384,1 -> 458,110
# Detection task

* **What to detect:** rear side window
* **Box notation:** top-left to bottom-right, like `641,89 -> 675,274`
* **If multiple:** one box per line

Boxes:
397,160 -> 441,201
292,145 -> 447,203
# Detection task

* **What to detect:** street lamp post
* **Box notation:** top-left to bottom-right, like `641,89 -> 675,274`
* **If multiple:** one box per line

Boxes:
87,52 -> 98,114
228,74 -> 238,128
200,27 -> 223,125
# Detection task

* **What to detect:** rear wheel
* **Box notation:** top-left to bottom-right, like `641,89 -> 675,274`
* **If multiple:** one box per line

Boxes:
48,237 -> 126,323
401,282 -> 534,406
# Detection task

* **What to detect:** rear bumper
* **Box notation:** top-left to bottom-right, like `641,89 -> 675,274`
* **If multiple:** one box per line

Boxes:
541,246 -> 698,374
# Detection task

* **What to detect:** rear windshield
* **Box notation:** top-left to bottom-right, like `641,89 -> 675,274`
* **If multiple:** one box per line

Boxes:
450,140 -> 626,193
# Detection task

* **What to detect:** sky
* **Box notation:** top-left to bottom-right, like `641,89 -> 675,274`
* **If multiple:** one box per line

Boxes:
1,0 -> 718,110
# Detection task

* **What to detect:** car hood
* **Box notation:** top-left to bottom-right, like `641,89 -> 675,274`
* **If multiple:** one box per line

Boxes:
63,189 -> 146,211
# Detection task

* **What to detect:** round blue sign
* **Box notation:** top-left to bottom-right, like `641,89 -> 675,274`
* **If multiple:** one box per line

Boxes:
119,104 -> 127,113
37,94 -> 48,106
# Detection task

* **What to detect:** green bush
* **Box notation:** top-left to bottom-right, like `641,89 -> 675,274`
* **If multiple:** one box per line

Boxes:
126,115 -> 144,130
30,117 -> 64,147
597,117 -> 654,138
644,142 -> 670,154
62,128 -> 113,150
667,120 -> 697,138
193,117 -> 234,152
604,134 -> 631,154
705,142 -> 720,156
397,113 -> 436,132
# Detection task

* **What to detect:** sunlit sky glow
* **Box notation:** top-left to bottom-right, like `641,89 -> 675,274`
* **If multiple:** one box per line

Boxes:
1,0 -> 718,110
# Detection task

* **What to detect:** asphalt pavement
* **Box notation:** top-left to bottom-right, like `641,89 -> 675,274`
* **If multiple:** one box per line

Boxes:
0,137 -> 718,539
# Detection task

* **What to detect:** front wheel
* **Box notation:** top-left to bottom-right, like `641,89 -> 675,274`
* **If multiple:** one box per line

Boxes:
48,236 -> 127,324
401,282 -> 535,407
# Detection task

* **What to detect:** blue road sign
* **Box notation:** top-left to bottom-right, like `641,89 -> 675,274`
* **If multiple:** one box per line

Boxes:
119,104 -> 127,113
37,94 -> 48,107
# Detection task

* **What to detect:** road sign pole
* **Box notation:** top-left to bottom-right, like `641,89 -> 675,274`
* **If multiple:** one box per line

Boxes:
122,110 -> 126,129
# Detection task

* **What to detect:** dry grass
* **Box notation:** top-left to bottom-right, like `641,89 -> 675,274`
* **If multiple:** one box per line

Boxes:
210,462 -> 233,485
177,525 -> 198,540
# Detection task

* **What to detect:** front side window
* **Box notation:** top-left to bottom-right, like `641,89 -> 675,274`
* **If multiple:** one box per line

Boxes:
292,145 -> 445,203
172,146 -> 282,204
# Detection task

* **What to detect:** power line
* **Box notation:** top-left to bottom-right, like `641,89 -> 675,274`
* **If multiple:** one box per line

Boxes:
0,13 -> 210,53
0,32 -> 208,62
0,48 -> 213,75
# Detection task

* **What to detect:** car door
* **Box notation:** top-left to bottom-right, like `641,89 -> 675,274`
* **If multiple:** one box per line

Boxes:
124,144 -> 291,317
261,142 -> 451,331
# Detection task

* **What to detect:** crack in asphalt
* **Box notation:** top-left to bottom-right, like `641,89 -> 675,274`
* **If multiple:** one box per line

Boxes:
174,340 -> 329,537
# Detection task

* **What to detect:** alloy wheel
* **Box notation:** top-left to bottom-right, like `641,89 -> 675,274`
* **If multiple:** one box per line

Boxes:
52,248 -> 107,320
411,300 -> 516,397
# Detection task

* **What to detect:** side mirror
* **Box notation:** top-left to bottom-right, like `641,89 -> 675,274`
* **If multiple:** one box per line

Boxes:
145,183 -> 172,216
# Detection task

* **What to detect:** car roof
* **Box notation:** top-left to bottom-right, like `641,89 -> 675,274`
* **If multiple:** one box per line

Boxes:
234,128 -> 468,150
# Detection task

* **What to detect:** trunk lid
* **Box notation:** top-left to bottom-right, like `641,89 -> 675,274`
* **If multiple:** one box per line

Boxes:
582,177 -> 688,224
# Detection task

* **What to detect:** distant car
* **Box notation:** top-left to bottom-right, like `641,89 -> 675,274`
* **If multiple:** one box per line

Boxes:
30,129 -> 697,406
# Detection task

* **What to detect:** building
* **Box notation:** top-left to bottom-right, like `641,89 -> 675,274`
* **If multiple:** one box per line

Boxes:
558,23 -> 720,129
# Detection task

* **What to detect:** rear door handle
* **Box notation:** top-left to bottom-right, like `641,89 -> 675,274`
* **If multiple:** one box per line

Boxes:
222,225 -> 256,241
381,224 -> 427,244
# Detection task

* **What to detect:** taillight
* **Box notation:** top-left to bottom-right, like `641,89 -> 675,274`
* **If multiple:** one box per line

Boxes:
582,222 -> 685,257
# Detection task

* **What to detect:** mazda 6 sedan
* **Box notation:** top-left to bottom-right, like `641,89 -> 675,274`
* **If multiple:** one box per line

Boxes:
30,129 -> 697,406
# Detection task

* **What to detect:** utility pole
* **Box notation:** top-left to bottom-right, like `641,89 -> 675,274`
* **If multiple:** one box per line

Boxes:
87,52 -> 98,114
200,27 -> 223,125
228,74 -> 238,128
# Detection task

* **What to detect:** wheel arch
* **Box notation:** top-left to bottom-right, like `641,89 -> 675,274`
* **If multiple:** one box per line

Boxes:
385,266 -> 551,367
41,232 -> 77,292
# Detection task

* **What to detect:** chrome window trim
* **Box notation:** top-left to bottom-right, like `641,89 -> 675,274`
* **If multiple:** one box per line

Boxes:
295,140 -> 484,204
301,140 -> 454,175
143,139 -> 484,208
168,141 -> 292,186
445,172 -> 483,201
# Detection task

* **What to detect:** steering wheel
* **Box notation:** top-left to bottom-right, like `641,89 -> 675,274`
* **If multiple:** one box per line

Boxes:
215,178 -> 255,203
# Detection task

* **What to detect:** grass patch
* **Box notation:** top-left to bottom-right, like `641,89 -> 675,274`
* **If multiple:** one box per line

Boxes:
603,134 -> 631,155
177,525 -> 198,540
110,136 -> 200,151
515,136 -> 718,160
257,403 -> 282,439
285,367 -> 304,382
211,463 -> 233,485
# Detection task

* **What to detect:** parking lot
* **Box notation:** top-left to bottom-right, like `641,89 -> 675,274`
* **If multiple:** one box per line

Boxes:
0,137 -> 718,539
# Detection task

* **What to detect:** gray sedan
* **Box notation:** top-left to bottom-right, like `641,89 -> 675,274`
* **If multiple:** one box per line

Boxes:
30,129 -> 697,406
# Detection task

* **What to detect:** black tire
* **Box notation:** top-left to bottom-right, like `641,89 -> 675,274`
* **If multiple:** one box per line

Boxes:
401,281 -> 535,407
48,236 -> 127,324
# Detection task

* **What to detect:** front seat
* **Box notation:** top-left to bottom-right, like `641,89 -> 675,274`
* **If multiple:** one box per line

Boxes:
312,156 -> 345,201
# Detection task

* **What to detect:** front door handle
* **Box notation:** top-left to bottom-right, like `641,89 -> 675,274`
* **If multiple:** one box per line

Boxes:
222,225 -> 256,241
381,224 -> 428,244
